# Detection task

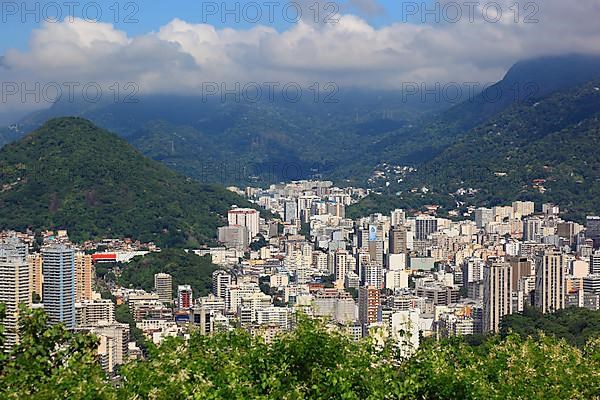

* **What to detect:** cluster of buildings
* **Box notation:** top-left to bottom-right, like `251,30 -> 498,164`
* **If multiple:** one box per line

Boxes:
3,179 -> 600,366
195,183 -> 600,350
0,231 -> 142,373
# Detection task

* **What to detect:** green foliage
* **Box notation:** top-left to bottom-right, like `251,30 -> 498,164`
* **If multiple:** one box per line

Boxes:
119,248 -> 218,297
404,334 -> 600,399
115,303 -> 147,350
500,307 -> 600,347
0,306 -> 114,399
0,117 -> 259,247
2,307 -> 600,399
117,317 -> 403,400
250,234 -> 268,252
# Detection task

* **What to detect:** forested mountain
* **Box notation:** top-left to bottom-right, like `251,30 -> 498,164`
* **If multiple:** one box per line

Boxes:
371,54 -> 600,167
3,55 -> 600,192
350,76 -> 600,220
119,249 -> 218,297
412,78 -> 600,220
0,117 -> 256,246
8,88 -> 450,186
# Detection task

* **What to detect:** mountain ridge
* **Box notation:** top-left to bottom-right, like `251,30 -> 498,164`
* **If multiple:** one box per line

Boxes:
0,117 -> 257,246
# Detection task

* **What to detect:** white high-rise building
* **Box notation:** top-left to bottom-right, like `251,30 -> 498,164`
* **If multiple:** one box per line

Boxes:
228,207 -> 260,238
225,283 -> 262,313
42,244 -> 76,329
385,269 -> 409,290
0,238 -> 31,348
212,270 -> 232,299
256,306 -> 291,330
365,261 -> 383,289
483,261 -> 513,333
390,209 -> 406,227
334,250 -> 351,284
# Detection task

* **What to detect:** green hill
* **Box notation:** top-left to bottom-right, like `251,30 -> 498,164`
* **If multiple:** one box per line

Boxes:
118,249 -> 218,297
350,78 -> 600,220
415,78 -> 600,220
0,117 -> 256,246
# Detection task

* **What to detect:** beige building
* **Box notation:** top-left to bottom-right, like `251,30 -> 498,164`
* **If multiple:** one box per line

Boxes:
154,273 -> 173,304
75,252 -> 93,301
535,250 -> 565,313
27,253 -> 43,301
483,261 -> 513,333
0,240 -> 31,349
76,299 -> 115,327
90,322 -> 129,373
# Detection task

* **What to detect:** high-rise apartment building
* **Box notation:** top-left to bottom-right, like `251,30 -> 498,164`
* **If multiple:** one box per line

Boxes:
0,238 -> 31,348
364,261 -> 383,289
284,200 -> 298,223
506,256 -> 533,289
75,252 -> 93,302
535,250 -> 565,313
212,270 -> 232,298
154,273 -> 173,304
483,261 -> 513,333
228,207 -> 260,239
474,207 -> 493,229
27,253 -> 43,301
415,216 -> 437,241
334,250 -> 351,284
193,294 -> 227,335
217,225 -> 249,250
42,244 -> 76,329
512,201 -> 535,218
389,225 -> 408,255
75,299 -> 115,327
89,321 -> 130,372
390,209 -> 406,227
368,239 -> 384,268
358,286 -> 380,333
590,250 -> 600,275
523,217 -> 543,242
178,285 -> 193,309
586,216 -> 600,248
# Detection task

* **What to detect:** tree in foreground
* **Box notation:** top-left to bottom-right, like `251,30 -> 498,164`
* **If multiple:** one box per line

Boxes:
1,308 -> 600,399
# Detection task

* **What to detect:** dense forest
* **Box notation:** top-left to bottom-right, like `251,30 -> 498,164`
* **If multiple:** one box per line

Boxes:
0,117 -> 260,247
1,305 -> 600,399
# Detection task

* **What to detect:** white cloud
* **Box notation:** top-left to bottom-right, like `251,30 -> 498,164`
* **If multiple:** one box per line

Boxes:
1,0 -> 600,112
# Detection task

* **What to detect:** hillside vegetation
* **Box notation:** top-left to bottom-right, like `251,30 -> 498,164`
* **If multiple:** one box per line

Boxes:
118,249 -> 219,297
350,78 -> 600,220
0,117 -> 256,246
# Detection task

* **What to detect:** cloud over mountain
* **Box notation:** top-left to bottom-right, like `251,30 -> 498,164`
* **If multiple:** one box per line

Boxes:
2,0 -> 600,113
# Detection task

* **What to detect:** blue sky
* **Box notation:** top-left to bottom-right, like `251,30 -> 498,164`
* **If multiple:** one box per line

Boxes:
0,0 -> 434,53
